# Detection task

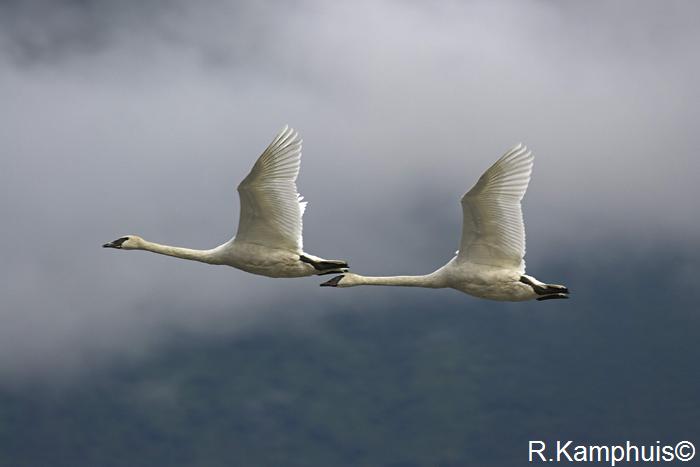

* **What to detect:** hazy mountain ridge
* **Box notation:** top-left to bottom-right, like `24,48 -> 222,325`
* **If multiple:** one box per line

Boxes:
1,246 -> 698,467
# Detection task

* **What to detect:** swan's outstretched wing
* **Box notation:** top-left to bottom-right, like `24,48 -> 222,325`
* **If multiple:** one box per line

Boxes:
457,144 -> 533,272
235,126 -> 307,252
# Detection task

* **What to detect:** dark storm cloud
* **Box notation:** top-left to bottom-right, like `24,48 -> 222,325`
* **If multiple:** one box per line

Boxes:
0,0 -> 698,383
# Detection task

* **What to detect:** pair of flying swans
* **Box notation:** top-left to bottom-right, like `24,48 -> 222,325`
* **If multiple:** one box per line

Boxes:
103,126 -> 568,302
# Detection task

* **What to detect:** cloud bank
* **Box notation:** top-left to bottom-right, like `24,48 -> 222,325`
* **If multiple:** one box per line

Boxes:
0,0 -> 698,383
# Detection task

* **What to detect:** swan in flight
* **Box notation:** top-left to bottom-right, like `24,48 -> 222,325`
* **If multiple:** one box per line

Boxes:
103,126 -> 348,278
321,144 -> 568,301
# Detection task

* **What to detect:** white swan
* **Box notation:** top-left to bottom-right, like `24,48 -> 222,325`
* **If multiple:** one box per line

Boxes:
103,126 -> 348,278
321,144 -> 568,301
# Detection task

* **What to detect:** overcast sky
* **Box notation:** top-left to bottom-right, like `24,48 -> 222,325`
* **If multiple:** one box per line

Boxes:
0,0 -> 698,384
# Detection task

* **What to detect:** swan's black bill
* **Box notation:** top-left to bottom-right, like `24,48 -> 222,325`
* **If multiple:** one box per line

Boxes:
320,275 -> 344,287
103,237 -> 129,249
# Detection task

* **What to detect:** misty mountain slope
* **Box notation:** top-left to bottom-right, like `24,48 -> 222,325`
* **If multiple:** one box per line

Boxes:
0,247 -> 698,467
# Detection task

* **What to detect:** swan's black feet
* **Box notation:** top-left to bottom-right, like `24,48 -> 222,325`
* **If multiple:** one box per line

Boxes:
299,255 -> 348,274
317,270 -> 345,276
320,275 -> 344,287
544,284 -> 569,294
520,275 -> 570,300
536,293 -> 569,301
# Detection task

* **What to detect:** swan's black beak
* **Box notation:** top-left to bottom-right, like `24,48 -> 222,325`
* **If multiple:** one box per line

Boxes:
102,237 -> 128,249
320,275 -> 344,287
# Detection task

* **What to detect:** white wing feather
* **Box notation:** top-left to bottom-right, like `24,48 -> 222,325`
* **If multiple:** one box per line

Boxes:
235,126 -> 307,252
457,144 -> 533,271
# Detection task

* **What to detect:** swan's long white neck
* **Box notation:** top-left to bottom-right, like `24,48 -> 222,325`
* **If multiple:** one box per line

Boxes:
347,273 -> 444,288
137,240 -> 219,264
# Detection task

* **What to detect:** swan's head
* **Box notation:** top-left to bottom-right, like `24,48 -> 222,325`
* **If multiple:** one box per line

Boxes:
102,235 -> 143,250
319,273 -> 361,288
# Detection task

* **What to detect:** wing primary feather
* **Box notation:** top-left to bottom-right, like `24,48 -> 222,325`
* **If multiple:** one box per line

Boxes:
234,127 -> 307,252
457,144 -> 534,271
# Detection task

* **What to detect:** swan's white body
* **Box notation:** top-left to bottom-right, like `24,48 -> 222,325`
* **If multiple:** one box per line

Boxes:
322,144 -> 568,301
104,127 -> 348,278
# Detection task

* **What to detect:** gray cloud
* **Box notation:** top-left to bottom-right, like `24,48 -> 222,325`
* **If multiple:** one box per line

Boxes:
0,0 -> 698,384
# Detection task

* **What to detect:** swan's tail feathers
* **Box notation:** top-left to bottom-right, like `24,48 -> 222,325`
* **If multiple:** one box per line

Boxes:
319,275 -> 345,287
520,275 -> 570,300
299,255 -> 349,274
